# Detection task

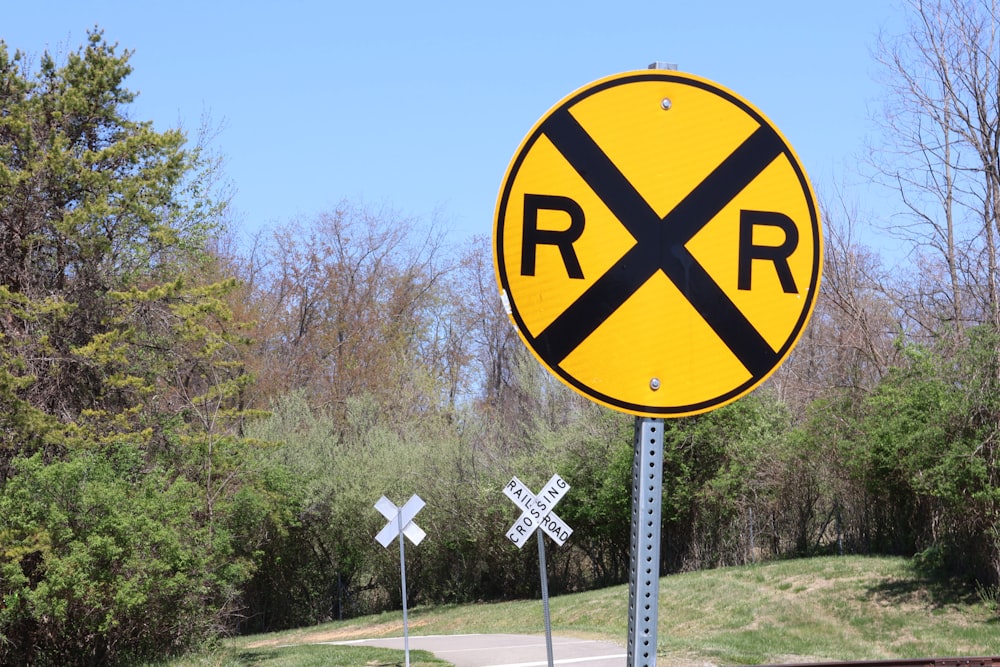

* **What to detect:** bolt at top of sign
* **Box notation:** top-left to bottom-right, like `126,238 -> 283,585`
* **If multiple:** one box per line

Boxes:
504,475 -> 573,548
375,495 -> 426,548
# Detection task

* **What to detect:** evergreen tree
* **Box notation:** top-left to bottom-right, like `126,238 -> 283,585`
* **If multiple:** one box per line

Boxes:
0,30 -> 264,665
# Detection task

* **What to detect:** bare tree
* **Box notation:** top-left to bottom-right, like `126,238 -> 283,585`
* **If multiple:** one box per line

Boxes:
233,202 -> 461,424
872,0 -> 1000,335
768,195 -> 898,411
454,236 -> 520,405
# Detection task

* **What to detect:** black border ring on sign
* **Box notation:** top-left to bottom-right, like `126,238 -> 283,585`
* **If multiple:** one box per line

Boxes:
493,70 -> 822,417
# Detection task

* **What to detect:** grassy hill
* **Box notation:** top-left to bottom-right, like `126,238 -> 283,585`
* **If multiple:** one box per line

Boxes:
157,555 -> 1000,666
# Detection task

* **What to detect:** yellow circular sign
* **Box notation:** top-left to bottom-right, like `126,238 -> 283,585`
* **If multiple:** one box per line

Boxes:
493,70 -> 822,417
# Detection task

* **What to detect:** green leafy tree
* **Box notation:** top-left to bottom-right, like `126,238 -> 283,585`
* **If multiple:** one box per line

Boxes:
540,404 -> 634,588
657,394 -> 794,571
857,330 -> 1000,582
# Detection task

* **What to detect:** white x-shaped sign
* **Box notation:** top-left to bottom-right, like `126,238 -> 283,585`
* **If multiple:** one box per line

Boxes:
504,474 -> 573,548
375,495 -> 426,548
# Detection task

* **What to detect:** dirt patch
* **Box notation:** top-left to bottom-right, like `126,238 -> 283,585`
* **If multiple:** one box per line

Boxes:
245,618 -> 432,648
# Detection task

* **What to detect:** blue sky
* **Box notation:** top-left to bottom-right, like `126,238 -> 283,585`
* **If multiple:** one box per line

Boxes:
6,0 -> 900,248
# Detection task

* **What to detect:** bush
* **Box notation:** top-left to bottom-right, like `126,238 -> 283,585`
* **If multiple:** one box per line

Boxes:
0,449 -> 251,666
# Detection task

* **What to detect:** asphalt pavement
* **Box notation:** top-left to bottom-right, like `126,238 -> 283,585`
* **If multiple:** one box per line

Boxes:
327,633 -> 627,666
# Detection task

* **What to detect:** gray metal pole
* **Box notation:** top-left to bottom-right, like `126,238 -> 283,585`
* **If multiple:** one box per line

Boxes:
399,512 -> 411,667
537,532 -> 555,667
628,59 -> 674,667
627,417 -> 664,667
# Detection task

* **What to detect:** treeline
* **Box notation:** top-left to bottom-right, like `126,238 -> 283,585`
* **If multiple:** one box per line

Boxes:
3,2 -> 1000,663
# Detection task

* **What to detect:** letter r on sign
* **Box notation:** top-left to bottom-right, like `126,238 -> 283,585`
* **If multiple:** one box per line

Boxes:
738,210 -> 798,293
521,194 -> 585,279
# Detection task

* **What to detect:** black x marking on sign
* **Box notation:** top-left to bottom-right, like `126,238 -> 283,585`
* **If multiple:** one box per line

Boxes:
525,107 -> 790,378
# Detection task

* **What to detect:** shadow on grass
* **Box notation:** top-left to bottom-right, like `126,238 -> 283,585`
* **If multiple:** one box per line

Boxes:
863,559 -> 982,609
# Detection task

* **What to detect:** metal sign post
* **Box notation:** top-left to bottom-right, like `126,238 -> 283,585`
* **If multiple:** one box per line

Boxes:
628,418 -> 664,667
375,495 -> 426,667
503,474 -> 573,667
537,531 -> 554,667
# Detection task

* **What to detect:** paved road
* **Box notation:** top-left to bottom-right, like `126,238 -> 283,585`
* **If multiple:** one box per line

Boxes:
327,633 -> 627,666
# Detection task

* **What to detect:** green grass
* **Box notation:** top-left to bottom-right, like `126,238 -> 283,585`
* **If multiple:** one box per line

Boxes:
158,555 -> 1000,666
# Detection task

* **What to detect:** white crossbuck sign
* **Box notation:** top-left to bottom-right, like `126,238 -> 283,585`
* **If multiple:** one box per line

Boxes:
375,495 -> 426,548
504,475 -> 573,548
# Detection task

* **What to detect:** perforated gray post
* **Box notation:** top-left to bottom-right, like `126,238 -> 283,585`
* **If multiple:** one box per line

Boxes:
627,417 -> 663,667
